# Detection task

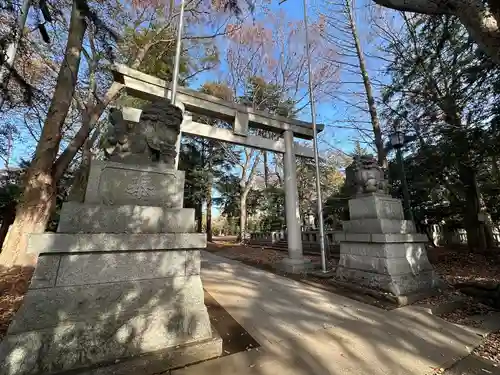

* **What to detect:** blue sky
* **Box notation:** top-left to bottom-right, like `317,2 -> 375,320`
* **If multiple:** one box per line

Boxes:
190,0 -> 351,153
187,0 -> 397,158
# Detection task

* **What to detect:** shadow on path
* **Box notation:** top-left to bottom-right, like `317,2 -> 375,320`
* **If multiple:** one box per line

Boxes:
194,251 -> 483,375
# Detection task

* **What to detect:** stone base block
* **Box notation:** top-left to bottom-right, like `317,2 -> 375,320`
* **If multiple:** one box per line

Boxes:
275,257 -> 313,274
338,252 -> 433,276
57,202 -> 195,234
1,270 -> 214,375
0,318 -> 219,375
342,218 -> 416,234
337,237 -> 436,295
9,276 -> 206,334
67,327 -> 222,375
85,161 -> 184,208
339,241 -> 428,258
309,269 -> 336,278
338,194 -> 436,296
27,233 -> 206,255
29,250 -> 201,288
336,266 -> 437,296
348,194 -> 404,220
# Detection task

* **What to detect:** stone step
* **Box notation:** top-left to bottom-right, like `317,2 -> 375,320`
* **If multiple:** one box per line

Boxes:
57,202 -> 195,234
27,232 -> 206,255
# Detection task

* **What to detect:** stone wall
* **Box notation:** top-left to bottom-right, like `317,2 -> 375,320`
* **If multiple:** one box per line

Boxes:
430,225 -> 500,246
250,226 -> 500,251
249,230 -> 343,258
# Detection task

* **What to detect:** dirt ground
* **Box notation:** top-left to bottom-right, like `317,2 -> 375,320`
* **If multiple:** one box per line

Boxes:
0,266 -> 33,340
427,248 -> 500,364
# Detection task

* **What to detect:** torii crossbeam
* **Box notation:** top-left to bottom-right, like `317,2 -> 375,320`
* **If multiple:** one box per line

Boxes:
112,64 -> 324,271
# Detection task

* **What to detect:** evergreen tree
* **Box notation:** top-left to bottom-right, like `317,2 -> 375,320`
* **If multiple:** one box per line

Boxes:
180,82 -> 238,241
383,14 -> 498,250
352,141 -> 367,158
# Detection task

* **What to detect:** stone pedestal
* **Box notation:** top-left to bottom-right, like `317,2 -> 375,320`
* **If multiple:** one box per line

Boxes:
0,161 -> 222,375
336,194 -> 437,296
277,256 -> 313,274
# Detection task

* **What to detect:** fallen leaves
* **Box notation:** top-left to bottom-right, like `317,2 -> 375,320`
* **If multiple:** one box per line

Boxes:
213,246 -> 288,265
212,244 -> 333,271
430,250 -> 500,286
474,332 -> 500,364
424,248 -> 500,365
0,266 -> 34,340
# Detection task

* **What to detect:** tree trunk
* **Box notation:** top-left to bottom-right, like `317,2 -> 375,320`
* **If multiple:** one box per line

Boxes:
371,0 -> 500,66
274,155 -> 283,186
206,174 -> 213,242
263,152 -> 269,187
239,191 -> 248,243
474,176 -> 495,250
460,166 -> 484,251
67,131 -> 98,202
454,1 -> 500,66
346,0 -> 386,167
228,216 -> 235,236
0,0 -> 31,109
464,194 -> 480,250
0,205 -> 16,250
0,1 -> 87,267
53,81 -> 123,180
424,226 -> 437,247
1,177 -> 58,266
492,155 -> 500,183
195,203 -> 203,233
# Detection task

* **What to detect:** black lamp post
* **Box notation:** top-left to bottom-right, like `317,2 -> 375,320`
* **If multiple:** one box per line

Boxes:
389,130 -> 414,222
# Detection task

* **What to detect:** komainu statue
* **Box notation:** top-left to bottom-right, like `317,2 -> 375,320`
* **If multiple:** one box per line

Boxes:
103,100 -> 183,167
345,155 -> 388,195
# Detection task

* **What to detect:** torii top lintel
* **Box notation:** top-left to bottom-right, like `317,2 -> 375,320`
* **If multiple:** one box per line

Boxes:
112,64 -> 324,141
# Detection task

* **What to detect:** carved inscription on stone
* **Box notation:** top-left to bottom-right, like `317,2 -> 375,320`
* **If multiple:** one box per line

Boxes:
126,174 -> 154,199
96,166 -> 183,207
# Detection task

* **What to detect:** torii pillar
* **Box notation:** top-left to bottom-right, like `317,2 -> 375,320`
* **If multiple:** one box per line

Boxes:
278,128 -> 311,273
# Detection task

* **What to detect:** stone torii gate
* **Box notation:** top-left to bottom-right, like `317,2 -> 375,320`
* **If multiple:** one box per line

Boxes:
113,65 -> 324,272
